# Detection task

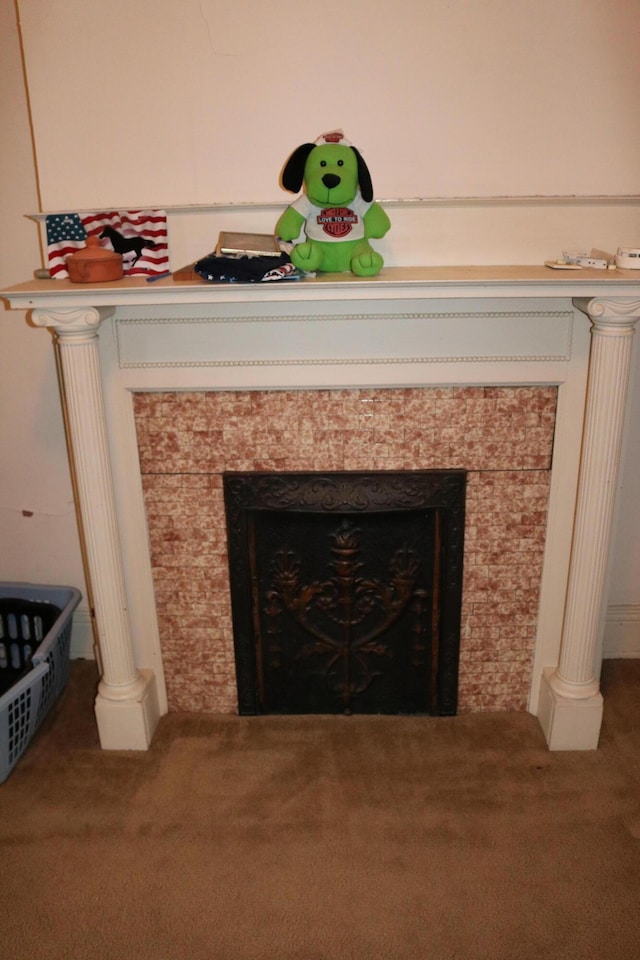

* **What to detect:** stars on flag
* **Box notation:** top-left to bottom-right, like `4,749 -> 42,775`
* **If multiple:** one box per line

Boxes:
45,214 -> 88,278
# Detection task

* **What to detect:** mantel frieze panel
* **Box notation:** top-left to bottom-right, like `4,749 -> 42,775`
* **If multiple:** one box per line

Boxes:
114,308 -> 575,370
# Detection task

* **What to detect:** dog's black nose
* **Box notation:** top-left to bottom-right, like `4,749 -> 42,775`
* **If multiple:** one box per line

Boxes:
322,174 -> 341,189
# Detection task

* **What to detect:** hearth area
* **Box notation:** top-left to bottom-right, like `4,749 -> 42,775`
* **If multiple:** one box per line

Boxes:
4,268 -> 639,749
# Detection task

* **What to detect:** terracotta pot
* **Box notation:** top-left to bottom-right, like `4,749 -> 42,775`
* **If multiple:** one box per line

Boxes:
66,236 -> 123,283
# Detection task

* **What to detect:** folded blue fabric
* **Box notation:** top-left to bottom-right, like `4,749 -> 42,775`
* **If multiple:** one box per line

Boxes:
194,253 -> 291,283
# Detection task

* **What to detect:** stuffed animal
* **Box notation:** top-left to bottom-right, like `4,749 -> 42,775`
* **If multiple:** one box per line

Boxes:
276,130 -> 390,276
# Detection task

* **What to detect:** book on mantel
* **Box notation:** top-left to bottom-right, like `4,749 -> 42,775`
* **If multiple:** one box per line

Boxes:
215,231 -> 282,258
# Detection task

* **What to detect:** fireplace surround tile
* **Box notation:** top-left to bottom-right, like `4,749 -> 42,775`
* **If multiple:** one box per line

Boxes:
135,386 -> 556,715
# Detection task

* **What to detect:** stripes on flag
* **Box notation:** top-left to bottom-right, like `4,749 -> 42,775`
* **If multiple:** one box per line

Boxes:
46,209 -> 169,279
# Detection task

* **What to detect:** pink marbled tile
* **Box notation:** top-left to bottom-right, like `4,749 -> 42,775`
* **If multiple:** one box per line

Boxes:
135,386 -> 556,714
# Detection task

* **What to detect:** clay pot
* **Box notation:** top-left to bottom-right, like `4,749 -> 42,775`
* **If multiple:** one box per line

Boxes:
66,236 -> 123,283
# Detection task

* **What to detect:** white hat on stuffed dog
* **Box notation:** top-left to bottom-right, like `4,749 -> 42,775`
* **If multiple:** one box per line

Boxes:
314,130 -> 352,147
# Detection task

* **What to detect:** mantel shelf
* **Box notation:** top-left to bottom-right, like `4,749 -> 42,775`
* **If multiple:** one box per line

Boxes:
3,265 -> 640,310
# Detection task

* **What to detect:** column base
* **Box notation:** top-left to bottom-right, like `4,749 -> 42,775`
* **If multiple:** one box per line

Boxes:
537,667 -> 603,750
94,668 -> 161,750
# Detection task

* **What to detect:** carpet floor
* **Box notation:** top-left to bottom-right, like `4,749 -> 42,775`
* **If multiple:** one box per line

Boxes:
0,659 -> 639,959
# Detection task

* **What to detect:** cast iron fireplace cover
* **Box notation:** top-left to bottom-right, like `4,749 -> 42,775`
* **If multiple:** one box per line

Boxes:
223,471 -> 466,716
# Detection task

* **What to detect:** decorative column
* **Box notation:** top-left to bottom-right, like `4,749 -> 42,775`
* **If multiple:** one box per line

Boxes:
538,297 -> 640,749
32,307 -> 160,750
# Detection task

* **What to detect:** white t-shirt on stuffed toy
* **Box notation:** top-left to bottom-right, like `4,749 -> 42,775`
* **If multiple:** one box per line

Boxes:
291,192 -> 372,243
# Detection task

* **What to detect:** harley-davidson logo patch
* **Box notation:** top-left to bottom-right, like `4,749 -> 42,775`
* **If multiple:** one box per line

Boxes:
317,207 -> 357,238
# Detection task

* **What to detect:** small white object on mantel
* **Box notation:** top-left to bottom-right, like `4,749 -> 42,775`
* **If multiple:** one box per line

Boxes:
616,247 -> 640,270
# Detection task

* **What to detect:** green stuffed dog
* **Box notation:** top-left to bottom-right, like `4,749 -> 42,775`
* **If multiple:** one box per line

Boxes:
276,130 -> 390,276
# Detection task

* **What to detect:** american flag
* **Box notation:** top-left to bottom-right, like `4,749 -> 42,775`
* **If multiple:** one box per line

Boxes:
46,209 -> 169,279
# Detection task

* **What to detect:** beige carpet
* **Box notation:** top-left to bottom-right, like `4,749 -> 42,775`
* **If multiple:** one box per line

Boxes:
1,659 -> 639,959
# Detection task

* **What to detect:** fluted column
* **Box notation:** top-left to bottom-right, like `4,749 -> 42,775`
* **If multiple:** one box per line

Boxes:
539,297 -> 640,748
32,307 -> 159,749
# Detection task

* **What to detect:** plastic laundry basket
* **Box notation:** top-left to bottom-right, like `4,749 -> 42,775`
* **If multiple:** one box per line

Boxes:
0,582 -> 82,783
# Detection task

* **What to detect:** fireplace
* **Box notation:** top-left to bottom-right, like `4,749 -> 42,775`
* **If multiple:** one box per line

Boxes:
223,470 -> 466,716
3,268 -> 639,749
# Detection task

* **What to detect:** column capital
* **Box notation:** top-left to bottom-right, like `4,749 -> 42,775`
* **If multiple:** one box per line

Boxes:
573,297 -> 640,328
32,306 -> 115,335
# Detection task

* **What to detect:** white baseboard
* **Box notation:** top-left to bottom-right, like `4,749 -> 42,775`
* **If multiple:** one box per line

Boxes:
603,604 -> 640,659
70,607 -> 96,660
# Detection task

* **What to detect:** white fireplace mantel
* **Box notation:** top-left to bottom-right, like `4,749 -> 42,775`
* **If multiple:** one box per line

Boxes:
3,266 -> 640,751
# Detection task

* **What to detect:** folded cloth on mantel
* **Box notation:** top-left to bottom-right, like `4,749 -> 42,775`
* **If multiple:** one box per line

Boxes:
193,252 -> 303,283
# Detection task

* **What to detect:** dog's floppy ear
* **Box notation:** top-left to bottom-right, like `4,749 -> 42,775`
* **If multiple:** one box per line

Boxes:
352,147 -> 374,202
280,143 -> 315,193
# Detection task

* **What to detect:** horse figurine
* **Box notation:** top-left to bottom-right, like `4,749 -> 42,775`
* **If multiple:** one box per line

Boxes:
100,226 -> 157,266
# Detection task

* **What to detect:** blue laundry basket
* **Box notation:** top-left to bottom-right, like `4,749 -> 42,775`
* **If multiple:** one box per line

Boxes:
0,582 -> 82,783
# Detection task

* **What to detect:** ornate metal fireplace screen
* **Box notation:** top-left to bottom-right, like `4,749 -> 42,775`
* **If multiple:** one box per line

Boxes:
223,471 -> 466,716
